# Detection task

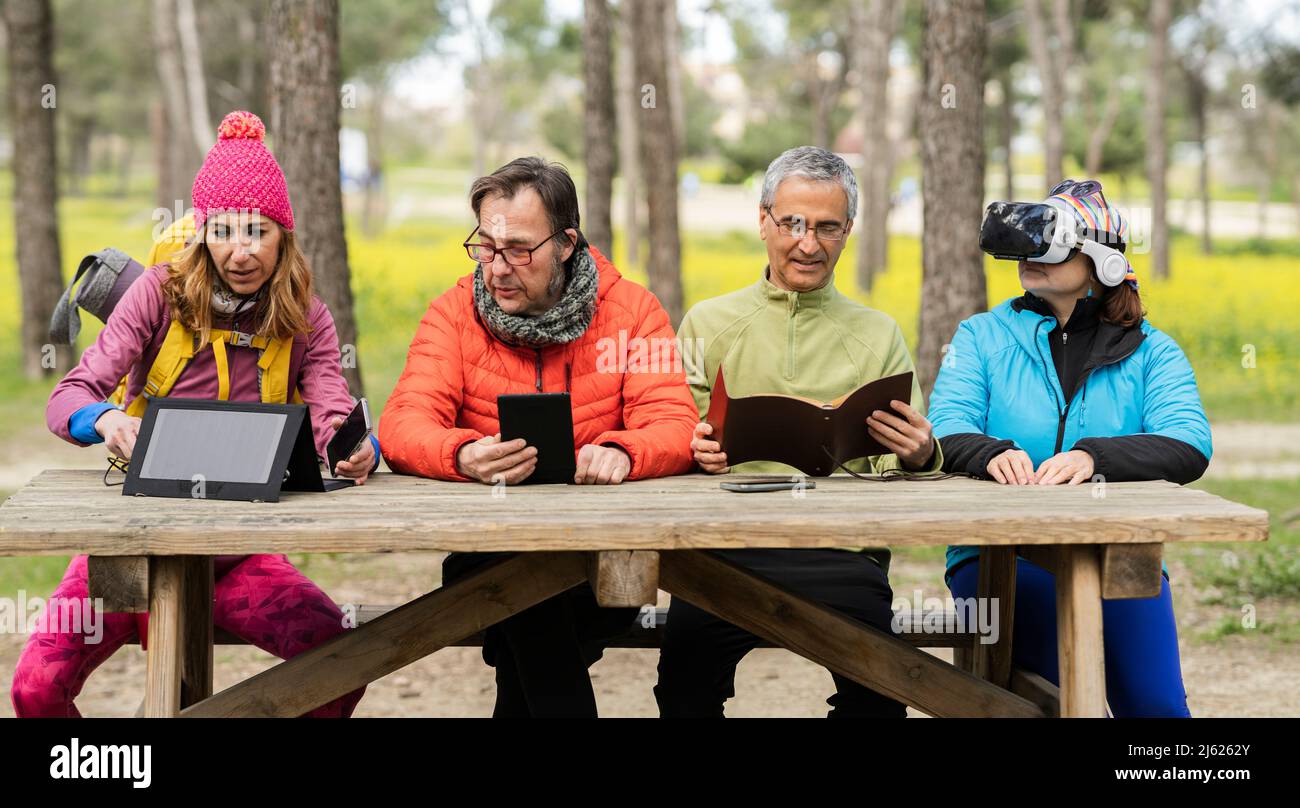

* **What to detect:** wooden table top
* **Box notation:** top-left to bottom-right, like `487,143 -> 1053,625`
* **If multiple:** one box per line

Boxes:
0,469 -> 1269,556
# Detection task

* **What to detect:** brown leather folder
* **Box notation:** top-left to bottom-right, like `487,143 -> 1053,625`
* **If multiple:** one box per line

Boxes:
705,368 -> 914,476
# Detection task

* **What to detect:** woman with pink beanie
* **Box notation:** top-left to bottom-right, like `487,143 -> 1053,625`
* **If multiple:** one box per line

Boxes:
11,111 -> 372,718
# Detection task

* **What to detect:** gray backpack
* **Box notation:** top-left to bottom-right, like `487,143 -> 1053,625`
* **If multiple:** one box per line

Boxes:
49,248 -> 146,345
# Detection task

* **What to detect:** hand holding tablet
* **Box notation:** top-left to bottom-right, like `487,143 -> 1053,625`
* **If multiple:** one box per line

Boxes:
495,393 -> 577,485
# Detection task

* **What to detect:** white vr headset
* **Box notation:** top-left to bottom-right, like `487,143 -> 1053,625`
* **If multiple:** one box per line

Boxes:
979,197 -> 1131,287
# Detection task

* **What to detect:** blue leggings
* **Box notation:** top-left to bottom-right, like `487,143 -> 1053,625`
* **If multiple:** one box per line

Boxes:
948,558 -> 1191,717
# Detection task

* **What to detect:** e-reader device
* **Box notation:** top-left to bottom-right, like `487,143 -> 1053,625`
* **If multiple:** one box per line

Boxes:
497,392 -> 577,485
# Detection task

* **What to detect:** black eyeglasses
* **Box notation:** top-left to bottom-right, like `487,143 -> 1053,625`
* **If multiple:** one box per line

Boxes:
463,225 -> 572,267
763,206 -> 848,242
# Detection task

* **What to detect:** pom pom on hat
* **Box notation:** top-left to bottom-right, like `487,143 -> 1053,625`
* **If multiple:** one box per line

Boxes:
216,110 -> 267,141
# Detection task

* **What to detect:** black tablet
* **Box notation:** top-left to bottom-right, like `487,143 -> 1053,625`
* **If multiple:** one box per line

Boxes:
123,398 -> 352,501
497,392 -> 577,485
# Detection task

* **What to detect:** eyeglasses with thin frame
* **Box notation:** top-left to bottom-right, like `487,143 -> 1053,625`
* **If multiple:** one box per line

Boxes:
463,225 -> 572,267
763,205 -> 848,242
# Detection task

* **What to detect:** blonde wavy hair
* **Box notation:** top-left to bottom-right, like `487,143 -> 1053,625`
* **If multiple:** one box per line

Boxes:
161,224 -> 314,348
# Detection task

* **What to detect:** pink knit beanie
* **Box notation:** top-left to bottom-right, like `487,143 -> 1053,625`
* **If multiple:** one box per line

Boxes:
191,110 -> 295,232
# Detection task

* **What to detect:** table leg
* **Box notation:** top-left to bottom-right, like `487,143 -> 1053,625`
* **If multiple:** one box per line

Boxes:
659,550 -> 1044,718
972,546 -> 1017,688
1056,545 -> 1107,717
181,551 -> 588,718
144,556 -> 212,717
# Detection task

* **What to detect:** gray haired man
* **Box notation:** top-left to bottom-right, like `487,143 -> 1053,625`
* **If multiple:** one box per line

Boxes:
654,146 -> 942,717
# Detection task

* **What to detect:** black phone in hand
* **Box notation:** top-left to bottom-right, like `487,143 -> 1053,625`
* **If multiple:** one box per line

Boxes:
327,397 -> 371,477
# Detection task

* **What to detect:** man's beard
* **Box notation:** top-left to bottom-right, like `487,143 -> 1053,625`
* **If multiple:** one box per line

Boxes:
515,252 -> 566,316
544,252 -> 567,302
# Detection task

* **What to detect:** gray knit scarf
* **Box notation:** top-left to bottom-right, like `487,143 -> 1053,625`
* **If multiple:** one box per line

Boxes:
473,245 -> 599,348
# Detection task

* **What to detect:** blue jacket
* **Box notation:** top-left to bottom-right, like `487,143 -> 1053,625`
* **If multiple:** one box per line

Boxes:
929,297 -> 1213,575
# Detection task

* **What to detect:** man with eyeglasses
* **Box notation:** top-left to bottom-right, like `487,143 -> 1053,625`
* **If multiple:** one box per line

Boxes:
378,156 -> 699,717
654,145 -> 943,717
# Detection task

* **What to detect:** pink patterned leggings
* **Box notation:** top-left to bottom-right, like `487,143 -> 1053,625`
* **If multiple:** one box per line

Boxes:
11,553 -> 365,717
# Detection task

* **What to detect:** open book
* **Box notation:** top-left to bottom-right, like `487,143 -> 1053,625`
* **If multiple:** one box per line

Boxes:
705,368 -> 914,477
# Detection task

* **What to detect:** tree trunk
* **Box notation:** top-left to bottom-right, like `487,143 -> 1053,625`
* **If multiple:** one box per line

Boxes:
917,0 -> 987,397
1023,0 -> 1063,193
582,0 -> 616,258
1084,78 -> 1121,177
4,0 -> 71,377
65,114 -> 94,197
810,67 -> 830,150
269,0 -> 364,396
1293,173 -> 1300,242
630,0 -> 683,326
236,6 -> 257,107
663,0 -> 686,156
852,0 -> 898,294
1258,103 -> 1280,240
153,0 -> 199,211
1198,125 -> 1212,254
1187,70 -> 1212,254
117,137 -> 135,197
361,82 -> 388,237
175,0 -> 212,156
1145,0 -> 1173,279
1000,71 -> 1014,201
615,9 -> 642,267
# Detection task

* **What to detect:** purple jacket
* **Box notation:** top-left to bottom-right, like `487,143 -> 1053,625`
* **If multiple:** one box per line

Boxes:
47,265 -> 355,459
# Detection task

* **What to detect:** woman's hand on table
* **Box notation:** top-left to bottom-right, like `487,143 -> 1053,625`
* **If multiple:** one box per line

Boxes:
1032,449 -> 1095,486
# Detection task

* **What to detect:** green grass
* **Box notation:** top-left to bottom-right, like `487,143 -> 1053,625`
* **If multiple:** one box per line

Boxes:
1177,479 -> 1300,644
1178,479 -> 1300,601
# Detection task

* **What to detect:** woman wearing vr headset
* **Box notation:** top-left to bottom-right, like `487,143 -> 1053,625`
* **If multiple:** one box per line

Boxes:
13,112 -> 373,717
928,179 -> 1212,717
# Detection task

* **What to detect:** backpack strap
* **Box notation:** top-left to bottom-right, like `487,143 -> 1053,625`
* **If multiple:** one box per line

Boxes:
125,319 -> 298,414
211,337 -> 230,400
125,320 -> 196,417
50,248 -> 144,345
256,335 -> 296,405
287,334 -> 307,404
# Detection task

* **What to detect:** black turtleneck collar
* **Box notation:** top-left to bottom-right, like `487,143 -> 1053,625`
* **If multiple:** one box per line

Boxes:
1014,291 -> 1103,333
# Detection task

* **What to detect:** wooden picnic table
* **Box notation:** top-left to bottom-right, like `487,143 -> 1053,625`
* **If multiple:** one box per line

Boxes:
0,469 -> 1268,718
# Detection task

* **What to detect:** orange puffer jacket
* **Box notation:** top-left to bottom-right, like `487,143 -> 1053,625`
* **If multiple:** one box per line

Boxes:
379,246 -> 698,482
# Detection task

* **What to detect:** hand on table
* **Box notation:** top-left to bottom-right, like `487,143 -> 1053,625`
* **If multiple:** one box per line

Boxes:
575,444 -> 631,485
985,448 -> 1094,485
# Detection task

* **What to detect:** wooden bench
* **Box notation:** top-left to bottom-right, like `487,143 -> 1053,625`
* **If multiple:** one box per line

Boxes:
132,603 -> 988,717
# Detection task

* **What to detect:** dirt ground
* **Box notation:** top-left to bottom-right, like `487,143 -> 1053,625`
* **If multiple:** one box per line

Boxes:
2,549 -> 1295,718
